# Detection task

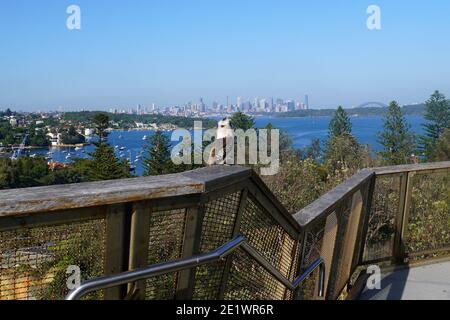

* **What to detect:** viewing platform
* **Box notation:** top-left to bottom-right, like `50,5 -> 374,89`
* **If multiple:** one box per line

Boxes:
0,162 -> 449,300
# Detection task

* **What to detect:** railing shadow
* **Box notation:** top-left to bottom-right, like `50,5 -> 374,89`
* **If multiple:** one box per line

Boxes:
358,265 -> 410,300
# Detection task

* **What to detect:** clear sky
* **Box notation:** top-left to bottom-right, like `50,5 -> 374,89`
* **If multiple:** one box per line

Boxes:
1,0 -> 450,111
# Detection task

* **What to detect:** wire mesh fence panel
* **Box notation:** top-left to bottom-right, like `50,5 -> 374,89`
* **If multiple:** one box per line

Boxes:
363,175 -> 400,262
405,171 -> 450,258
239,197 -> 298,282
223,248 -> 287,300
227,196 -> 300,300
0,219 -> 106,300
193,191 -> 241,300
146,209 -> 186,300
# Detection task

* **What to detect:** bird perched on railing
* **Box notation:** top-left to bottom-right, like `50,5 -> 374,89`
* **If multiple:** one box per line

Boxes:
206,118 -> 234,166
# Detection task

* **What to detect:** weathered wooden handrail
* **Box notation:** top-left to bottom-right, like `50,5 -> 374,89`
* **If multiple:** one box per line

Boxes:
373,161 -> 450,175
293,168 -> 375,227
0,166 -> 251,217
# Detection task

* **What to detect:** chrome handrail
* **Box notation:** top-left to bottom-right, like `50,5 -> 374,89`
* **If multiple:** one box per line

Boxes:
66,235 -> 325,300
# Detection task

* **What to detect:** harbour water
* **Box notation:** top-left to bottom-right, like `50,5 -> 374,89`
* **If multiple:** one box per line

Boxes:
30,115 -> 425,176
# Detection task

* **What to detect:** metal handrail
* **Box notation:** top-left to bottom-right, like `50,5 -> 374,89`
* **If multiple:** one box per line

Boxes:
66,235 -> 325,300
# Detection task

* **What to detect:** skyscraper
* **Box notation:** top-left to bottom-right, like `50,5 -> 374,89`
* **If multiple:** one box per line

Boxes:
199,97 -> 206,112
268,97 -> 274,112
305,95 -> 309,110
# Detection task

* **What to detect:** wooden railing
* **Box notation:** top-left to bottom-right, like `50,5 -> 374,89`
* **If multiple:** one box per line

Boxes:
0,162 -> 449,300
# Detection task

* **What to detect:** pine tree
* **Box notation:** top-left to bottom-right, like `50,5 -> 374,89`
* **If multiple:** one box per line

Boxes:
86,143 -> 130,181
420,91 -> 450,158
325,106 -> 366,175
144,131 -> 175,176
378,101 -> 415,165
432,129 -> 450,161
229,112 -> 255,130
329,106 -> 352,138
92,113 -> 110,143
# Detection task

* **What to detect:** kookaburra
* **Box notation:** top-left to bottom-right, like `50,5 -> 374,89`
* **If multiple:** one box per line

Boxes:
207,118 -> 234,166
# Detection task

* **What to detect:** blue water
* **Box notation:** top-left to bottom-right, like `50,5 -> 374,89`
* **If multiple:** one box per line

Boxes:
253,115 -> 425,151
33,115 -> 425,176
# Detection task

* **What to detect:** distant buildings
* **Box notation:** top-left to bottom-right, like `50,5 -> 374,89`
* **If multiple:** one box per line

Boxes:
47,132 -> 63,146
94,94 -> 311,117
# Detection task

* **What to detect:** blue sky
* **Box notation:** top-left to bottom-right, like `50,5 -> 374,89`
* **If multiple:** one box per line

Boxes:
1,0 -> 450,110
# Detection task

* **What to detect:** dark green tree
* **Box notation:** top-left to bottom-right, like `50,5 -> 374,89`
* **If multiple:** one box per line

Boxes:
378,101 -> 415,165
329,106 -> 352,138
28,128 -> 50,147
0,157 -> 51,189
303,139 -> 322,161
324,135 -> 367,175
62,126 -> 85,145
86,143 -> 130,181
229,112 -> 255,130
325,107 -> 367,175
144,131 -> 175,176
92,113 -> 110,142
431,128 -> 450,161
420,91 -> 450,158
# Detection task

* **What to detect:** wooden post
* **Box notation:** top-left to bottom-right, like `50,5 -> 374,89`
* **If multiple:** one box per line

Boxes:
393,172 -> 414,264
127,201 -> 151,299
325,202 -> 347,300
104,204 -> 130,300
354,176 -> 376,268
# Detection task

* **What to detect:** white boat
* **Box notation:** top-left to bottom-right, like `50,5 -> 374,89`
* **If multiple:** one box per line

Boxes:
75,146 -> 83,151
30,154 -> 37,158
115,145 -> 119,149
142,135 -> 148,140
120,147 -> 126,151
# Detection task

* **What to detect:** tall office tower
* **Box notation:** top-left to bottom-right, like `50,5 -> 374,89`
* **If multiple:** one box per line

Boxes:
237,97 -> 241,110
213,101 -> 219,112
268,97 -> 274,112
286,100 -> 295,111
259,99 -> 267,111
305,95 -> 309,110
199,97 -> 206,113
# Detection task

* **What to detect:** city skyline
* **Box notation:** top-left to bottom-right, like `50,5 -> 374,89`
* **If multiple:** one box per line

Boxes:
2,94 -> 425,116
1,1 -> 450,110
